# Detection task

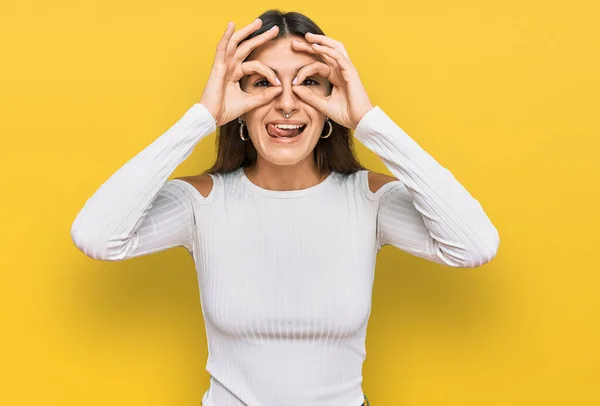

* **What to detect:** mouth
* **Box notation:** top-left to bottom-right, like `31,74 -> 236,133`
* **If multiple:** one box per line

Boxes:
266,123 -> 307,139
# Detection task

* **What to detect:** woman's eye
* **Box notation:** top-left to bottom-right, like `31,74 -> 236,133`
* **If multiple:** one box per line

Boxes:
253,77 -> 319,87
253,79 -> 271,87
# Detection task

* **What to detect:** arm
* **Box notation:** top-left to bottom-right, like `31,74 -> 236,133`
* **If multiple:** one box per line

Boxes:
70,19 -> 286,262
70,103 -> 216,261
355,106 -> 500,268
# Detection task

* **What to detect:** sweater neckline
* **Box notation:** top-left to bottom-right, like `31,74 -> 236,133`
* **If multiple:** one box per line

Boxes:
238,167 -> 336,199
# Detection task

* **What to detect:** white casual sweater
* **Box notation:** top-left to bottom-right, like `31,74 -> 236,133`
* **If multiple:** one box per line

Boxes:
71,102 -> 499,406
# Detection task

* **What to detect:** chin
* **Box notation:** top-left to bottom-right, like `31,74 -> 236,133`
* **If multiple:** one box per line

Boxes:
252,127 -> 320,166
259,150 -> 311,167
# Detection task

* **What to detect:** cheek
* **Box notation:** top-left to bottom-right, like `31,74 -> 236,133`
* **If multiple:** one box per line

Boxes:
306,116 -> 326,136
242,84 -> 259,95
244,105 -> 270,126
308,84 -> 330,97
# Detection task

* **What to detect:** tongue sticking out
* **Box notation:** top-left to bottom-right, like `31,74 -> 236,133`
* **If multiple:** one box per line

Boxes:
267,123 -> 303,138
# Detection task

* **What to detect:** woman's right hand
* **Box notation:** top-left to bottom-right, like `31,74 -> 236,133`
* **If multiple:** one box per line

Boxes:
199,19 -> 283,127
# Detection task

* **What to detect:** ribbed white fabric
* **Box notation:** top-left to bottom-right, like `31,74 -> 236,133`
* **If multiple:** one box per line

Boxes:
71,102 -> 499,406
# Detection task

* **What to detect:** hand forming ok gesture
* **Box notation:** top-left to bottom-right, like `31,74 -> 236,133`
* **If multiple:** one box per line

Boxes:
200,19 -> 283,127
290,33 -> 374,130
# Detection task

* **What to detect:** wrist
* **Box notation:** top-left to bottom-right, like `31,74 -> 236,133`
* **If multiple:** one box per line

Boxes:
353,103 -> 374,129
199,102 -> 219,125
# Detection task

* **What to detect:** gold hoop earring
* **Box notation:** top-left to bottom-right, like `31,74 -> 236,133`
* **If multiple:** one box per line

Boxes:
320,118 -> 333,139
238,117 -> 249,141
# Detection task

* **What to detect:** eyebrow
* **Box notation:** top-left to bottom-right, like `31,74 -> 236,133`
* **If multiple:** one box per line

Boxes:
265,64 -> 310,76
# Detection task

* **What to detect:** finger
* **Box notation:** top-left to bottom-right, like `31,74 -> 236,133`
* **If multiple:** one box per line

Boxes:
215,22 -> 235,65
233,25 -> 279,63
305,33 -> 351,61
311,43 -> 353,73
226,18 -> 263,57
291,40 -> 338,67
291,40 -> 337,65
291,40 -> 341,84
292,61 -> 331,86
233,60 -> 280,86
291,86 -> 329,116
290,39 -> 318,54
244,86 -> 283,111
320,54 -> 339,70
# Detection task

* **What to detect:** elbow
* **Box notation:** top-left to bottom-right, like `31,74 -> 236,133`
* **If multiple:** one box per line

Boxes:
70,219 -> 88,254
70,220 -> 123,262
437,225 -> 499,268
71,221 -> 103,260
458,226 -> 500,268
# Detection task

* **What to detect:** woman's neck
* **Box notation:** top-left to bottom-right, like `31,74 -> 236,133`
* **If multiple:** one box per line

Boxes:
243,161 -> 330,192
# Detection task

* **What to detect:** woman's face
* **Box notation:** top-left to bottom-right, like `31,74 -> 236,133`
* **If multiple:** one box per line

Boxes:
240,35 -> 331,167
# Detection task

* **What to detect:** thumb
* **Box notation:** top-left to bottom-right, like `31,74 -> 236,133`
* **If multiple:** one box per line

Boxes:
292,86 -> 328,116
245,86 -> 283,111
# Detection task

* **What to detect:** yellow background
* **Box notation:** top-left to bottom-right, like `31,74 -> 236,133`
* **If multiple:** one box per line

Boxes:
1,0 -> 598,405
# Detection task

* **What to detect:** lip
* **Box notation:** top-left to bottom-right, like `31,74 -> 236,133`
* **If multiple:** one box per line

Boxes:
268,132 -> 303,143
267,120 -> 307,126
265,121 -> 307,142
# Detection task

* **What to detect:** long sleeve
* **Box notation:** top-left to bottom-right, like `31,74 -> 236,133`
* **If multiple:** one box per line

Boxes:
70,103 -> 217,261
354,106 -> 499,268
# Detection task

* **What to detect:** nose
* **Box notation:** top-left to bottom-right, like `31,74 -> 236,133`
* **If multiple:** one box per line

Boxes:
275,80 -> 299,115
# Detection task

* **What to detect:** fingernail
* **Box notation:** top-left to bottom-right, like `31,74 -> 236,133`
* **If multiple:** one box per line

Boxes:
270,25 -> 278,31
313,43 -> 321,47
275,77 -> 281,85
292,77 -> 298,85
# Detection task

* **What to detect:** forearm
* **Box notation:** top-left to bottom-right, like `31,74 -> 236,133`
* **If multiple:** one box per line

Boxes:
355,106 -> 499,267
70,103 -> 216,260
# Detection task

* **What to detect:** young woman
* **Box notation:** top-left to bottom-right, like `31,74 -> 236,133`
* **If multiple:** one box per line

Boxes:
71,9 -> 499,406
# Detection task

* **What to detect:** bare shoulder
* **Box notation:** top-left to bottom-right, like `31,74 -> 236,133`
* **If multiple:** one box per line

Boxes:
367,171 -> 398,193
174,174 -> 213,198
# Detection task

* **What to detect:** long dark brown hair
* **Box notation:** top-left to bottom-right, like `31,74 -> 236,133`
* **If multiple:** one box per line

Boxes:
202,9 -> 367,177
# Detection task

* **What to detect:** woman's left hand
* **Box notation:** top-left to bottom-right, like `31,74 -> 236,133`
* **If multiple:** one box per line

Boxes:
291,33 -> 373,130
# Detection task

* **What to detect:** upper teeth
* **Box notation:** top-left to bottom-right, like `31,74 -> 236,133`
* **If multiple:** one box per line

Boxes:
274,124 -> 303,129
